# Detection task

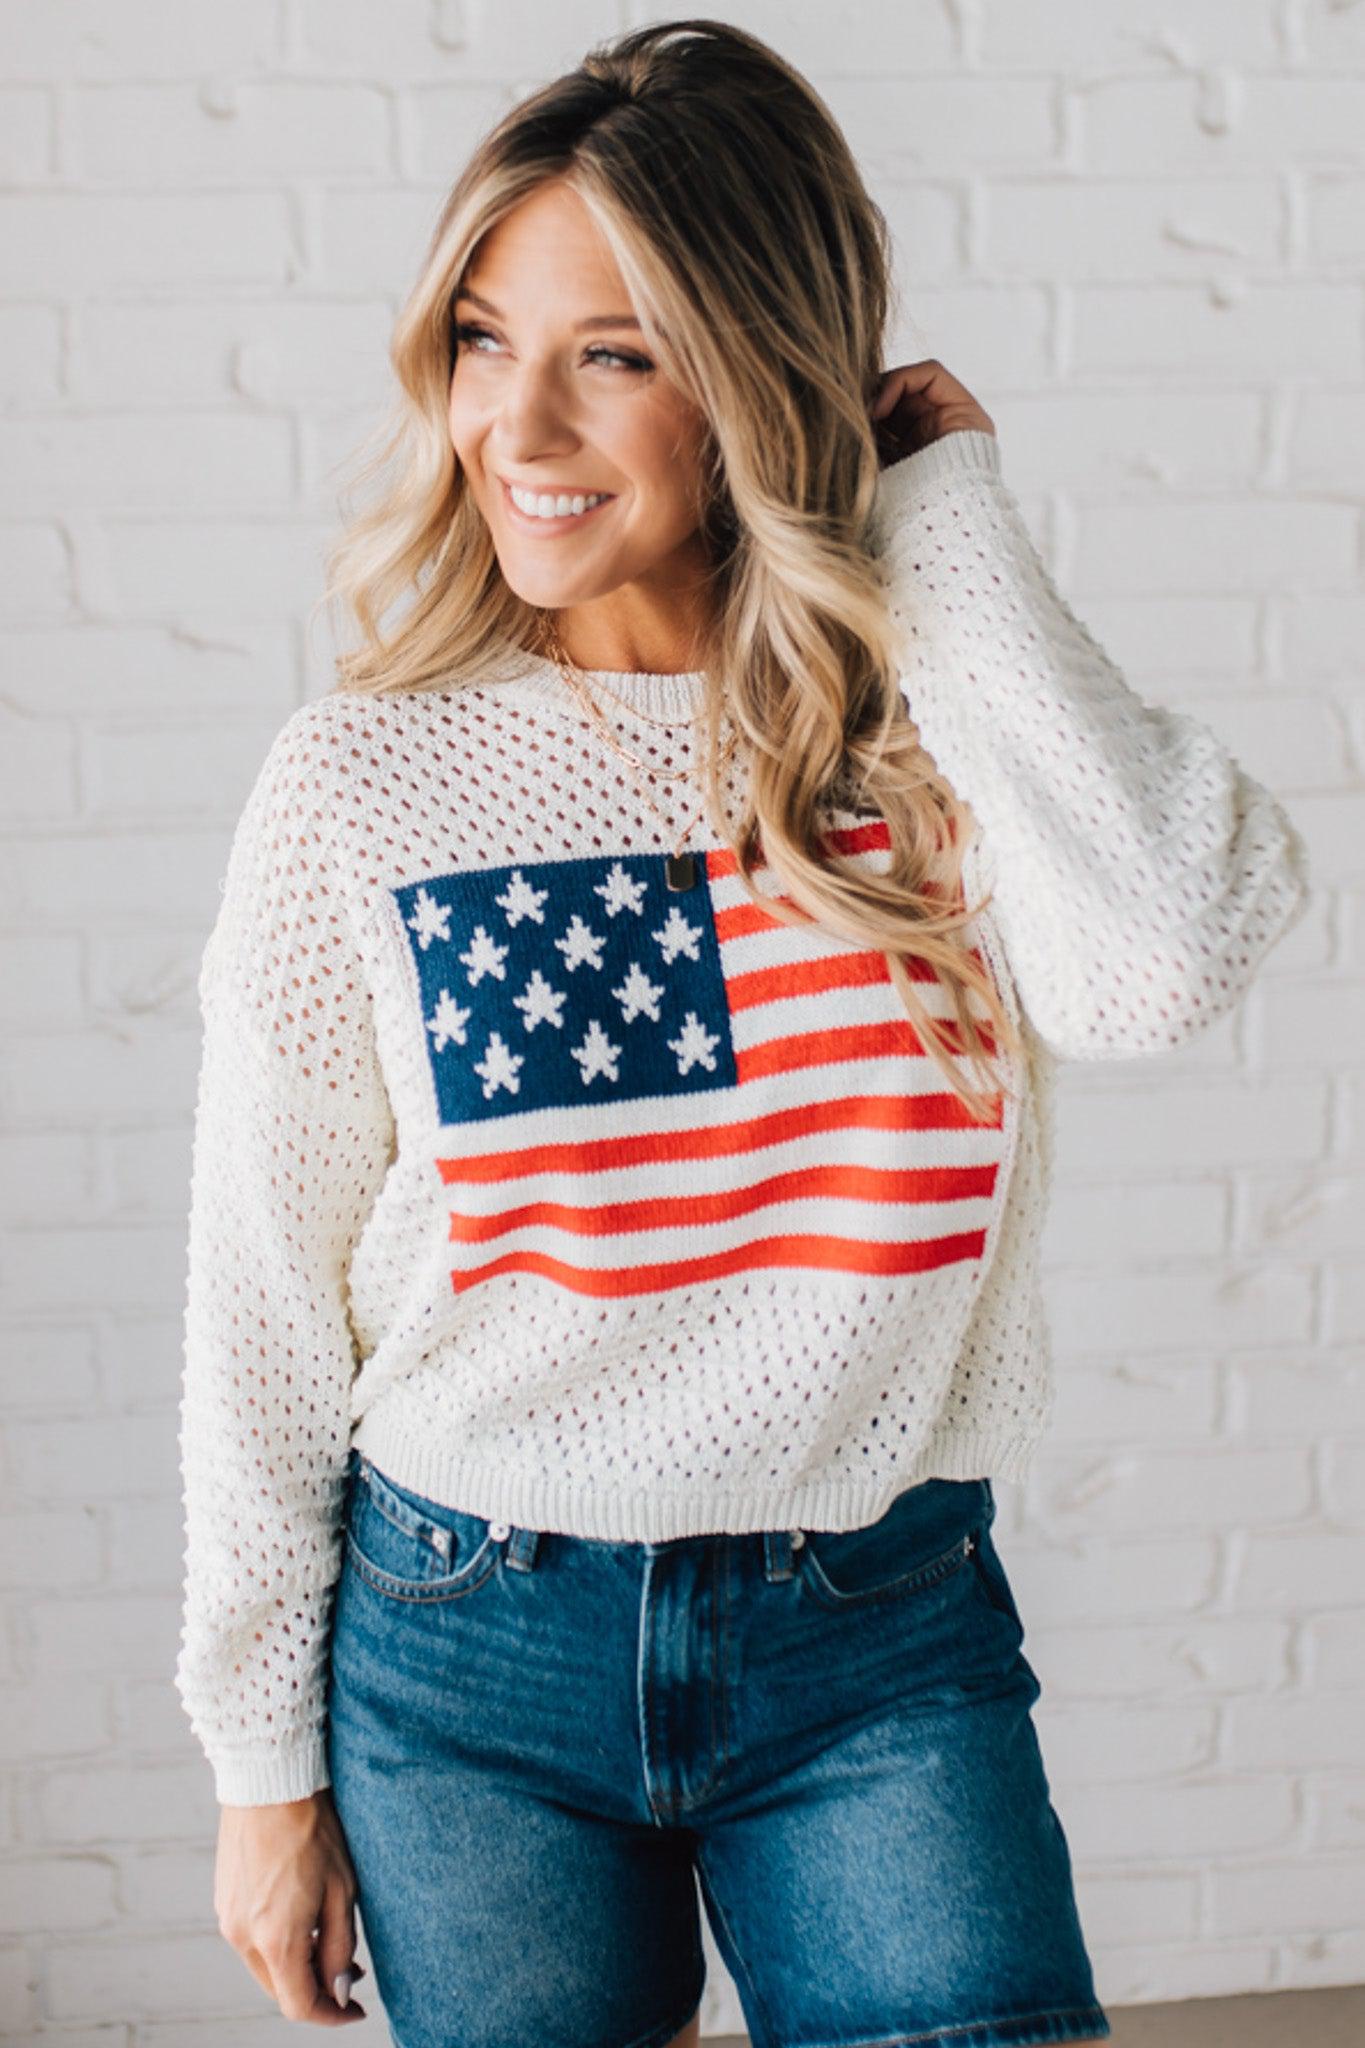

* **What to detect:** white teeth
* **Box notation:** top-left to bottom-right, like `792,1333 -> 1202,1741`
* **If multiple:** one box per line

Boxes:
508,484 -> 611,520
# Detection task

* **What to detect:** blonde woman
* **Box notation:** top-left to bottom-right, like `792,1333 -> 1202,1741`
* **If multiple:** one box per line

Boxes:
177,18 -> 1308,2047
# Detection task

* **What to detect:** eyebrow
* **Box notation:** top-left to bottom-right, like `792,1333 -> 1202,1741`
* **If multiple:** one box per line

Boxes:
454,289 -> 643,332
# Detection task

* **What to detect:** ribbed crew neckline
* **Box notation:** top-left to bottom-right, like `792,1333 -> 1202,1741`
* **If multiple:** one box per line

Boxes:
492,652 -> 708,722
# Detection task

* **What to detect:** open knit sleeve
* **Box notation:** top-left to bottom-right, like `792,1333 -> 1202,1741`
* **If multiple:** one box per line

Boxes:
869,428 -> 1311,1062
174,701 -> 396,1807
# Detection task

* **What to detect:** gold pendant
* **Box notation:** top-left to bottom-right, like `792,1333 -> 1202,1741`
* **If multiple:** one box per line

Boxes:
665,850 -> 696,891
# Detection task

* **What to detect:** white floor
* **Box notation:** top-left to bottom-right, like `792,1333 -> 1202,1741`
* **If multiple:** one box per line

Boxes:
708,1983 -> 1365,2047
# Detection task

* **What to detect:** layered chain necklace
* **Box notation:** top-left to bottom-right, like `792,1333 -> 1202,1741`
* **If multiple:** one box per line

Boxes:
537,615 -> 743,893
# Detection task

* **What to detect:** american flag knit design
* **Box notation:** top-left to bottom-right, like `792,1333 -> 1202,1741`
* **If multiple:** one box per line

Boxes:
174,428 -> 1310,1804
393,824 -> 1004,1302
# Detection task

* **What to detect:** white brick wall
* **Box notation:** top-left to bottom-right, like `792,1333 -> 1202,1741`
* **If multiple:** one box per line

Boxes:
0,1 -> 1358,2039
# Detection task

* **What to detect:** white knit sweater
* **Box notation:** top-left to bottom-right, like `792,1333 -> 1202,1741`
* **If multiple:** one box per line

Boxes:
174,427 -> 1310,1805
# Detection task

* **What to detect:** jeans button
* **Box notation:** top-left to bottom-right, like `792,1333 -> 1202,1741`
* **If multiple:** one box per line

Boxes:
790,1529 -> 805,1549
489,1522 -> 511,1542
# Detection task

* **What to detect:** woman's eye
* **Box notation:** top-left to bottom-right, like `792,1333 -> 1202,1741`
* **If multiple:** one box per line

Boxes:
453,322 -> 498,355
452,323 -> 651,374
588,346 -> 653,373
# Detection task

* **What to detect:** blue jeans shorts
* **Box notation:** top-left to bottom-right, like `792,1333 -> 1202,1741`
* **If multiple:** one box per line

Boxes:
326,1448 -> 1110,2048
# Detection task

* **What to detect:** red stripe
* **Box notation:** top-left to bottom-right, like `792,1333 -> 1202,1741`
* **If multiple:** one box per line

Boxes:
723,947 -> 928,1011
447,1160 -> 1000,1243
712,890 -> 965,942
736,1015 -> 995,1082
437,1088 -> 1001,1185
713,906 -> 986,994
448,1227 -> 989,1297
708,816 -> 953,874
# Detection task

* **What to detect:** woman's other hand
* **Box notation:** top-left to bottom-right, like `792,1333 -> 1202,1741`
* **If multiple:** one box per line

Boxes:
215,1789 -> 368,2025
870,359 -> 996,469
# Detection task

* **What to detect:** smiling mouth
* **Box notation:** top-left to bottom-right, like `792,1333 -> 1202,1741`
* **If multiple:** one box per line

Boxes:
499,479 -> 618,533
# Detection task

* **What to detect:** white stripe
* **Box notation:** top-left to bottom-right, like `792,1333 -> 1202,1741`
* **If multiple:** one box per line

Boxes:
447,1191 -> 999,1269
433,1051 -> 1004,1156
722,974 -> 963,1052
444,1117 -> 1005,1217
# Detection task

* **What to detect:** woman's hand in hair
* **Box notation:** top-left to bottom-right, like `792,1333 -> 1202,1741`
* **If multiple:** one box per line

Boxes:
870,360 -> 996,470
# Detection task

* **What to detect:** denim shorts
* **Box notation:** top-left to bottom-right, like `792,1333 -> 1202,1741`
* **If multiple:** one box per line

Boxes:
326,1448 -> 1110,2048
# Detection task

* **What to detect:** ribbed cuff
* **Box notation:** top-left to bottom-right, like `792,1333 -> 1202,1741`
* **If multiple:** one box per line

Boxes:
879,425 -> 1002,501
212,1735 -> 330,1809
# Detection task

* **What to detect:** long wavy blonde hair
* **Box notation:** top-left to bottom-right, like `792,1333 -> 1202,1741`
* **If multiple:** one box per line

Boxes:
314,15 -> 1025,1124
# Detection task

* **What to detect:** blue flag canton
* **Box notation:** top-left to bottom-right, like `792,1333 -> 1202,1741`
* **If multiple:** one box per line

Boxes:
392,851 -> 740,1126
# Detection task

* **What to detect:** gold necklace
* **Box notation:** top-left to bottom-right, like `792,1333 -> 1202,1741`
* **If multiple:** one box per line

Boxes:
552,656 -> 706,732
539,618 -> 741,893
533,615 -> 706,731
537,618 -> 703,784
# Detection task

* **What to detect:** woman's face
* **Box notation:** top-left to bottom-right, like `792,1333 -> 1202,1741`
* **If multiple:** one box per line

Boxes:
448,179 -> 713,662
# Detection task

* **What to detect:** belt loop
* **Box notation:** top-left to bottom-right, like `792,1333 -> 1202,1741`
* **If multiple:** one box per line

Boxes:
764,1529 -> 796,1581
504,1526 -> 540,1572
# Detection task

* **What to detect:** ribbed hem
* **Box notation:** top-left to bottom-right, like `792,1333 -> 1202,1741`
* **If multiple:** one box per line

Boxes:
210,1734 -> 330,1809
349,1410 -> 1042,1542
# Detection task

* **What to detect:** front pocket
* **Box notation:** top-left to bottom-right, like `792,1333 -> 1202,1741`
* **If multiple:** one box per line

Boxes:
966,1520 -> 1025,1634
800,1524 -> 976,1610
345,1460 -> 501,1604
796,1479 -> 988,1611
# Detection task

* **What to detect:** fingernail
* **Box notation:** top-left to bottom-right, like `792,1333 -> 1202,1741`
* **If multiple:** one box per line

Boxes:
333,1968 -> 354,2007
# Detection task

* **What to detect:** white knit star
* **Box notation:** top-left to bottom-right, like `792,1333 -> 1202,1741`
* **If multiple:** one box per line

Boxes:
669,1010 -> 722,1076
570,1017 -> 623,1086
652,903 -> 704,964
496,867 -> 550,927
594,860 -> 649,917
472,1030 -> 524,1099
405,886 -> 451,951
555,913 -> 607,972
612,958 -> 665,1024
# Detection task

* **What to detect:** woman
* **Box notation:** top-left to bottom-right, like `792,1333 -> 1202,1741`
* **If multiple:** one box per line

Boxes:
177,19 -> 1308,2047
